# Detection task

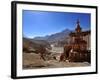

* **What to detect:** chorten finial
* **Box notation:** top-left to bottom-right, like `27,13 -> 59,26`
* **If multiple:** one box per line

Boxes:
77,19 -> 80,24
75,19 -> 81,32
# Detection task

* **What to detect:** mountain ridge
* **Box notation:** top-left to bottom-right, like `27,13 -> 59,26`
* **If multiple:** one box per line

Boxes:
33,28 -> 72,43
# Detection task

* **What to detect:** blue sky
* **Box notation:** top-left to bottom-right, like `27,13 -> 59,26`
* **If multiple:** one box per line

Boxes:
23,10 -> 91,38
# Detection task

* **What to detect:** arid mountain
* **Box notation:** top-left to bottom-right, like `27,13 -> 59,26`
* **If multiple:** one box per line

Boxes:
33,35 -> 49,40
30,39 -> 51,49
23,37 -> 51,53
34,28 -> 72,44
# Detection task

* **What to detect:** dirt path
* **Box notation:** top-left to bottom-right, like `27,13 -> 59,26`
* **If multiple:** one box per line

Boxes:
23,53 -> 90,69
23,46 -> 90,69
50,46 -> 63,53
45,60 -> 90,68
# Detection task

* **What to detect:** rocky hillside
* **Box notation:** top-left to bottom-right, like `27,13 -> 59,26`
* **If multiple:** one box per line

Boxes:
23,37 -> 51,53
34,28 -> 72,46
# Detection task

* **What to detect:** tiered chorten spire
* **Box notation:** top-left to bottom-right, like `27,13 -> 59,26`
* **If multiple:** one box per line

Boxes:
75,19 -> 82,33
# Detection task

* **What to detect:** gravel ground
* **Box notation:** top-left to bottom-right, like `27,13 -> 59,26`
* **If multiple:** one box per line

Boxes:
23,46 -> 90,69
23,52 -> 90,69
